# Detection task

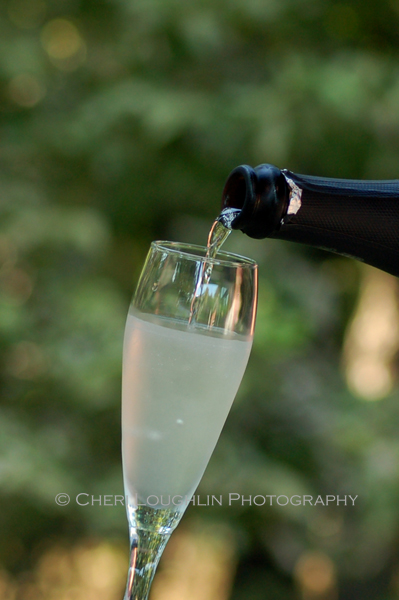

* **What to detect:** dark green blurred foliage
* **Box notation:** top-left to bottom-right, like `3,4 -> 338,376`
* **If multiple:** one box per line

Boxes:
2,0 -> 399,598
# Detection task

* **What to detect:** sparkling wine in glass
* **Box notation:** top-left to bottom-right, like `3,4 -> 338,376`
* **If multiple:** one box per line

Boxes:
122,240 -> 257,600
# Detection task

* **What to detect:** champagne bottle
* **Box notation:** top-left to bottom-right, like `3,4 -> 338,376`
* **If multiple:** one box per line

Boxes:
221,163 -> 399,277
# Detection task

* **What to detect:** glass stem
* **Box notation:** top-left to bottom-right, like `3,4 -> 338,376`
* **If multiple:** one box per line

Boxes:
124,527 -> 170,600
123,503 -> 183,600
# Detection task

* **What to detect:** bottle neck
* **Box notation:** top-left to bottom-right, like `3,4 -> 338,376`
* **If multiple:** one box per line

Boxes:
221,163 -> 399,277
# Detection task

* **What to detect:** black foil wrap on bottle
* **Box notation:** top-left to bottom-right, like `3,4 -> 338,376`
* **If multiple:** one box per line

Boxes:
222,163 -> 399,277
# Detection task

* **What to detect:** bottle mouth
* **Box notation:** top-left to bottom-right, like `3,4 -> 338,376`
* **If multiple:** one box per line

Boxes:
221,165 -> 256,230
221,164 -> 289,239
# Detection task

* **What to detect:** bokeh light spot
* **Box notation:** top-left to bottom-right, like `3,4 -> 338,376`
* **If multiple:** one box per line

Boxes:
41,18 -> 86,70
343,267 -> 399,401
0,267 -> 33,305
8,73 -> 46,107
6,341 -> 47,380
295,551 -> 337,599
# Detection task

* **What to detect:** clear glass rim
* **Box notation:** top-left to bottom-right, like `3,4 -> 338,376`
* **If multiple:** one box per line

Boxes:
151,240 -> 258,269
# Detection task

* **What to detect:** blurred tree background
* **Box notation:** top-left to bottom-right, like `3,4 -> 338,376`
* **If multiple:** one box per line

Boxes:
2,0 -> 399,598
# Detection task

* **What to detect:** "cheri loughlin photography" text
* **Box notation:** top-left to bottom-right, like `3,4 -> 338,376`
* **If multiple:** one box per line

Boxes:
55,493 -> 359,508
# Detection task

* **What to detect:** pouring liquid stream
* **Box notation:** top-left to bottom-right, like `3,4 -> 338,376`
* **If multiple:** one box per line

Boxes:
188,207 -> 241,325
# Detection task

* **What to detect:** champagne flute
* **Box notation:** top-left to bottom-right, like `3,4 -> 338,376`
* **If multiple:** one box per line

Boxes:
122,241 -> 258,600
